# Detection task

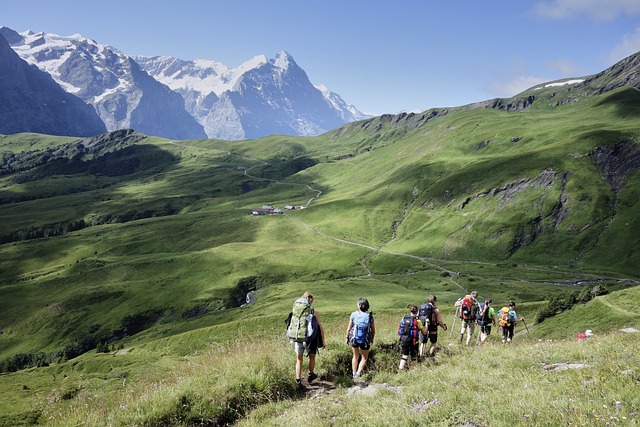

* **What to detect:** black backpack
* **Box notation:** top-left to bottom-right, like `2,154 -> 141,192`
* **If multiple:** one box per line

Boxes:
398,314 -> 419,345
418,302 -> 435,329
476,303 -> 491,326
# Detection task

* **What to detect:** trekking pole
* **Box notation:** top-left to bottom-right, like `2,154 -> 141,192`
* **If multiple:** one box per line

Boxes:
450,305 -> 459,338
522,318 -> 530,333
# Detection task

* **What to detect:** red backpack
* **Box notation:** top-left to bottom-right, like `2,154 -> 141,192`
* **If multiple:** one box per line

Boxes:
460,296 -> 474,320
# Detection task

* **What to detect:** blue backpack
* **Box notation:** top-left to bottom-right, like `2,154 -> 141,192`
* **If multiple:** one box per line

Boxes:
349,312 -> 372,345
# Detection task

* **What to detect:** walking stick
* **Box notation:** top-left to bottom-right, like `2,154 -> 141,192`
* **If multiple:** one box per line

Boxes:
450,305 -> 459,338
521,318 -> 529,333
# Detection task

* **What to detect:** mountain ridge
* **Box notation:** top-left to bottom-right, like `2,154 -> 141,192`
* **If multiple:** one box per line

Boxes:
0,32 -> 106,137
1,26 -> 370,140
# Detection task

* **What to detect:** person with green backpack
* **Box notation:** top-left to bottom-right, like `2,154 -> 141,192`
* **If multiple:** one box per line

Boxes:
286,291 -> 325,389
345,297 -> 375,380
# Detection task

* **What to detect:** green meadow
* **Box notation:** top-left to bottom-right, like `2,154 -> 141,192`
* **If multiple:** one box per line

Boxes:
0,86 -> 639,425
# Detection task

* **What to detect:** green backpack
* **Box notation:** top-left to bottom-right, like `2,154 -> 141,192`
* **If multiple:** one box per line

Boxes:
286,298 -> 313,342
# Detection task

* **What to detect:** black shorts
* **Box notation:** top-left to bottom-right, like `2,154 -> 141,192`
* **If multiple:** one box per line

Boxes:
351,342 -> 371,351
401,343 -> 419,359
421,329 -> 438,343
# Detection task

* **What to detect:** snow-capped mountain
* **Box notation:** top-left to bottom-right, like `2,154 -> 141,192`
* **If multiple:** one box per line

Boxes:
2,26 -> 370,140
136,51 -> 371,140
0,31 -> 106,137
1,27 -> 206,140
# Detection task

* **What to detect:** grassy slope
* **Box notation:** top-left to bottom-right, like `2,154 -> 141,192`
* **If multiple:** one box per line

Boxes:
0,88 -> 639,424
0,285 -> 636,426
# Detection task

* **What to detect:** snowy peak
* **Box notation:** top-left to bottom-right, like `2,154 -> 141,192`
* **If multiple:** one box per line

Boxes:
273,50 -> 294,70
4,25 -> 369,140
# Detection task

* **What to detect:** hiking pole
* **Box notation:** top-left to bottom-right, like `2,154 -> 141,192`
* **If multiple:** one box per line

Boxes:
450,305 -> 459,338
521,318 -> 530,333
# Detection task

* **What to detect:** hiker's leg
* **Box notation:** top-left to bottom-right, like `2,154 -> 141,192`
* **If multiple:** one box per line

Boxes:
466,322 -> 476,346
351,346 -> 360,375
295,353 -> 304,380
294,342 -> 305,380
399,345 -> 409,370
357,348 -> 369,374
459,321 -> 466,342
308,353 -> 316,374
399,355 -> 408,370
428,333 -> 437,356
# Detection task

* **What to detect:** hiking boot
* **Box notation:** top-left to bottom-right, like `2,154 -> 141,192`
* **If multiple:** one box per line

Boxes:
307,372 -> 318,383
296,379 -> 303,390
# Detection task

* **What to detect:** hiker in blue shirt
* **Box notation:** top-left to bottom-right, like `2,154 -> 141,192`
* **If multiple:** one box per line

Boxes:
345,297 -> 375,379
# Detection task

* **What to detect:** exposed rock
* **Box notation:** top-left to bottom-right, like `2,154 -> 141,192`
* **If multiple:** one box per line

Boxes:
542,363 -> 591,372
347,382 -> 403,397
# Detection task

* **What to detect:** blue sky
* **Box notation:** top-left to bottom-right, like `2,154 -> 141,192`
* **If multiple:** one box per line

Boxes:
4,0 -> 640,115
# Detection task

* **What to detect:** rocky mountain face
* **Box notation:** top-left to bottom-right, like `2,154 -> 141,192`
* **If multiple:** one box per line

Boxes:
136,51 -> 371,140
470,51 -> 640,112
2,26 -> 369,140
1,27 -> 206,140
0,33 -> 106,137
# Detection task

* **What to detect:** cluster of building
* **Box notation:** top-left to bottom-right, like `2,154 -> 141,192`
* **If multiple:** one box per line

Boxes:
250,205 -> 306,216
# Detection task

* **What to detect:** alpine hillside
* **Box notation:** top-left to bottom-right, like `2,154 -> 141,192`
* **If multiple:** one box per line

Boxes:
0,48 -> 639,426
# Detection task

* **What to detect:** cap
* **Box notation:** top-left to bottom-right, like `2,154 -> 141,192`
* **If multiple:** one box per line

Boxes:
585,330 -> 594,337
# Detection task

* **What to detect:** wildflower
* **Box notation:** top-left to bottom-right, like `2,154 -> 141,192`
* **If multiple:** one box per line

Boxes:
615,401 -> 622,409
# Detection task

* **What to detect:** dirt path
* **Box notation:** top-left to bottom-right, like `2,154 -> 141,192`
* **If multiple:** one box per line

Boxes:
595,297 -> 635,317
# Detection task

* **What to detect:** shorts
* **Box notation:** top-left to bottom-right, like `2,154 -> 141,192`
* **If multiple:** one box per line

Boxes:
401,343 -> 419,360
351,341 -> 371,351
421,329 -> 438,343
460,319 -> 476,334
293,340 -> 318,355
480,325 -> 492,335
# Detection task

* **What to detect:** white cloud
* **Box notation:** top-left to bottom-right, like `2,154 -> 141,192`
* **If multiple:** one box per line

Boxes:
546,59 -> 586,77
606,26 -> 640,63
485,75 -> 548,98
533,0 -> 640,20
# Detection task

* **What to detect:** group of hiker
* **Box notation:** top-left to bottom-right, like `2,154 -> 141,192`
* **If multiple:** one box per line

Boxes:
455,290 -> 524,346
285,290 -> 524,388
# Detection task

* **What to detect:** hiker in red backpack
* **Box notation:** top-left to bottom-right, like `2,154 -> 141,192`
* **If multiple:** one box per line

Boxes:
456,290 -> 479,346
345,297 -> 375,380
288,291 -> 325,389
419,295 -> 447,358
398,305 -> 428,371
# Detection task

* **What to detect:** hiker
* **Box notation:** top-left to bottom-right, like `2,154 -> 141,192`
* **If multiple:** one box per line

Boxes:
577,329 -> 594,342
498,300 -> 523,344
345,297 -> 375,379
286,291 -> 325,389
418,295 -> 447,358
398,305 -> 428,371
456,290 -> 479,345
477,298 -> 496,344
